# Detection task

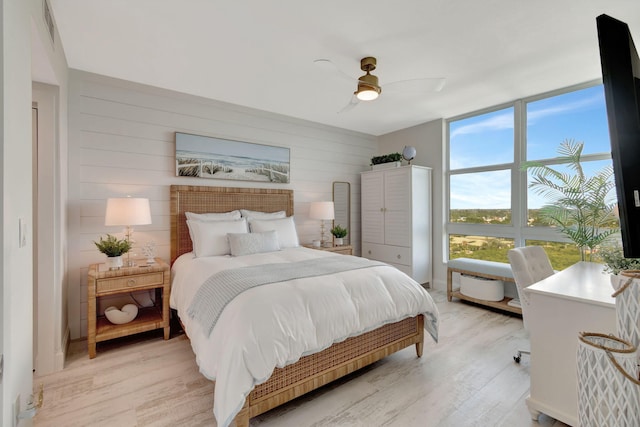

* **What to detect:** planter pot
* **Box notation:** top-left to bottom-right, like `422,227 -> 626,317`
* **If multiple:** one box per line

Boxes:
371,161 -> 401,170
106,255 -> 123,270
334,237 -> 344,246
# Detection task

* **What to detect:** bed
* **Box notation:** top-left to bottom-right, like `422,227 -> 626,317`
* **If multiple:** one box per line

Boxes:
169,185 -> 439,427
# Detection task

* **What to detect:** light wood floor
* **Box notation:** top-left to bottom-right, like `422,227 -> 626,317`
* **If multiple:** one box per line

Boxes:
33,291 -> 568,427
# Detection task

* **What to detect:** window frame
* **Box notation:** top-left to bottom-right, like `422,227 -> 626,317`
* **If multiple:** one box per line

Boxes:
445,80 -> 610,262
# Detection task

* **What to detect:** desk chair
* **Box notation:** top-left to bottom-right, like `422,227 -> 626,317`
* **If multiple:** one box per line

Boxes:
507,246 -> 555,363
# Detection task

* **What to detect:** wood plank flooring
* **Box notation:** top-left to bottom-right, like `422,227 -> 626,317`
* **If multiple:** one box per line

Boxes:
33,291 -> 568,427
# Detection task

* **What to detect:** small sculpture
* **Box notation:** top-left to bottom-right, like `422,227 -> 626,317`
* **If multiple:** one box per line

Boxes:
142,241 -> 157,264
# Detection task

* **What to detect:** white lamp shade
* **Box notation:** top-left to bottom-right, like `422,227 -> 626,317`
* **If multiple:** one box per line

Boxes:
105,198 -> 152,226
309,201 -> 335,220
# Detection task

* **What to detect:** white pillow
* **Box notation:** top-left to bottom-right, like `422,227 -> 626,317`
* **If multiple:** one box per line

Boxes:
228,231 -> 280,256
187,218 -> 248,257
249,217 -> 299,248
240,209 -> 286,220
185,210 -> 241,221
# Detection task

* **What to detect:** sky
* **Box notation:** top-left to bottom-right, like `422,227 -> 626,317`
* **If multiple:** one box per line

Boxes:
449,85 -> 613,210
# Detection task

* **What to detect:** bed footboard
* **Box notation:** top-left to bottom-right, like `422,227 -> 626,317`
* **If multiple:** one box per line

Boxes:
233,314 -> 424,426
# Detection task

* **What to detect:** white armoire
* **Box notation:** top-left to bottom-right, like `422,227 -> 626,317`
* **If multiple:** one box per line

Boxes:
361,165 -> 432,285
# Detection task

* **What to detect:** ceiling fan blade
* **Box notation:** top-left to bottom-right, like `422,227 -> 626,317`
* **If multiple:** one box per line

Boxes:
338,94 -> 360,114
313,58 -> 356,83
385,77 -> 446,93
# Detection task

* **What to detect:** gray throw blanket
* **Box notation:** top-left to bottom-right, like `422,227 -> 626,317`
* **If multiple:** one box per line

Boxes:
187,256 -> 386,336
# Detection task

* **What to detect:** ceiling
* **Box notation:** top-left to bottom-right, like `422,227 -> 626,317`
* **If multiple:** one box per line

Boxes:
47,0 -> 640,136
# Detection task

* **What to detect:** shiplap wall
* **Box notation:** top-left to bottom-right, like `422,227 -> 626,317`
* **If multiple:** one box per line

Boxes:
67,71 -> 377,339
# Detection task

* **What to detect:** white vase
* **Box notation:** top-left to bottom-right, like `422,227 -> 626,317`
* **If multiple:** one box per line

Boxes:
106,255 -> 123,270
335,237 -> 344,246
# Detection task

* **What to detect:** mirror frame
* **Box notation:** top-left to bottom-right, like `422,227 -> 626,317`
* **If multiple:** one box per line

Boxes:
332,181 -> 351,246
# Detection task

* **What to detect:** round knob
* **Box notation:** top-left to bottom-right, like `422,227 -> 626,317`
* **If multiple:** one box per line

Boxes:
380,208 -> 384,212
127,279 -> 136,287
397,254 -> 401,259
368,250 -> 372,255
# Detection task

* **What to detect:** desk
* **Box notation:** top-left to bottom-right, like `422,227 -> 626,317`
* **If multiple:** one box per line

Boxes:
525,262 -> 616,426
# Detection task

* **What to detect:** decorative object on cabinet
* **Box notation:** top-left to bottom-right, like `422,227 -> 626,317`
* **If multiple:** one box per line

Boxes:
361,165 -> 432,285
175,132 -> 290,183
370,152 -> 402,170
104,197 -> 152,267
87,258 -> 170,359
93,234 -> 132,270
104,304 -> 139,325
332,181 -> 351,246
402,146 -> 416,164
309,201 -> 334,247
330,225 -> 348,246
141,241 -> 157,265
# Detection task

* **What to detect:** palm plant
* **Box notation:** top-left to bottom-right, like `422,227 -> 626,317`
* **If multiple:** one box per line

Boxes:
523,139 -> 619,261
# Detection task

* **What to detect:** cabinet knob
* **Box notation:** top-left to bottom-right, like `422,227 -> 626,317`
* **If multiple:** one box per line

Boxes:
397,254 -> 401,259
368,250 -> 372,255
380,208 -> 384,212
127,279 -> 136,287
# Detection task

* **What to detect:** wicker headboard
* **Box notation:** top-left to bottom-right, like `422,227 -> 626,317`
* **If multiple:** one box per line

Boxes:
170,185 -> 294,263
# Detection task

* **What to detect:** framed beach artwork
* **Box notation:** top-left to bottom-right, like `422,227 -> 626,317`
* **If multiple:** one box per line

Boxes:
175,132 -> 290,183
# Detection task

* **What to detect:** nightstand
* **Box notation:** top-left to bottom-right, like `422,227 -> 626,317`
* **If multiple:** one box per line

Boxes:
303,244 -> 353,256
87,258 -> 170,358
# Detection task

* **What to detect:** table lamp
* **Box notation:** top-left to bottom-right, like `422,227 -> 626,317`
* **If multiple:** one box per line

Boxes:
105,197 -> 152,266
309,201 -> 335,247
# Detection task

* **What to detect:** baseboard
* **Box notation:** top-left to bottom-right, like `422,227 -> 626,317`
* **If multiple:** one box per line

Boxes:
55,326 -> 70,371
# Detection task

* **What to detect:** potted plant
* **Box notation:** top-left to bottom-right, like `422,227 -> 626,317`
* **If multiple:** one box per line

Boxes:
330,225 -> 348,246
94,234 -> 132,270
371,152 -> 402,169
523,139 -> 619,261
596,243 -> 640,290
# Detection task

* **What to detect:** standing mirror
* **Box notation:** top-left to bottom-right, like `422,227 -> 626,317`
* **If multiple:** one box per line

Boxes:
332,182 -> 351,246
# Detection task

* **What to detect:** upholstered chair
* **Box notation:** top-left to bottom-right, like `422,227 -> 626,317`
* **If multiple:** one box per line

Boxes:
507,246 -> 555,363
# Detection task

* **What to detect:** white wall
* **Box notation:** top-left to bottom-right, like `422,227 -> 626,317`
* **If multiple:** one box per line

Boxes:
67,71 -> 377,339
378,119 -> 447,290
2,0 -> 69,423
2,1 -> 33,424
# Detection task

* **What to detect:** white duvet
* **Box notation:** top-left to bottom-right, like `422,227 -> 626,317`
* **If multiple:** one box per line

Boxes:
171,247 -> 439,427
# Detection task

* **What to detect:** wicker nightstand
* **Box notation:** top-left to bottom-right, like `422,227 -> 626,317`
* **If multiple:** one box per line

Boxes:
303,244 -> 353,256
87,258 -> 170,358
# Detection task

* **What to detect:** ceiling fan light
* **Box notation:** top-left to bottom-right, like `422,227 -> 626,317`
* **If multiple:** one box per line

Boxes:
356,88 -> 379,101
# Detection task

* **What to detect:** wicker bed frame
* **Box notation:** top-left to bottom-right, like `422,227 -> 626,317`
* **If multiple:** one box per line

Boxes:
170,185 -> 425,427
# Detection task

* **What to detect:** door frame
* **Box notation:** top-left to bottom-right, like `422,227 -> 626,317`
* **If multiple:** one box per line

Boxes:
32,83 -> 65,375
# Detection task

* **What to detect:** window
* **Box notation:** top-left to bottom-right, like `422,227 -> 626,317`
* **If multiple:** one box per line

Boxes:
447,83 -> 613,270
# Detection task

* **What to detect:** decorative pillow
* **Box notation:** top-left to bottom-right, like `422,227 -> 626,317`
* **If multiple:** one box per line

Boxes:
185,210 -> 241,221
228,231 -> 280,256
186,218 -> 248,257
240,209 -> 287,220
249,217 -> 299,248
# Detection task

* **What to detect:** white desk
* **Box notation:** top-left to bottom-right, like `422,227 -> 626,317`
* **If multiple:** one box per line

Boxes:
525,261 -> 616,427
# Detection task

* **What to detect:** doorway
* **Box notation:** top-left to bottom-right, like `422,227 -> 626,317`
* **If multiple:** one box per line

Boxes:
32,83 -> 63,375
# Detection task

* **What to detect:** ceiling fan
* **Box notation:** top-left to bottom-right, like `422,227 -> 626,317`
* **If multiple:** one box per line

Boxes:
314,56 -> 446,113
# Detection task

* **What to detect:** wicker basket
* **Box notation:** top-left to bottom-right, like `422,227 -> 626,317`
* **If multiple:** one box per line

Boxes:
577,332 -> 640,427
614,271 -> 640,351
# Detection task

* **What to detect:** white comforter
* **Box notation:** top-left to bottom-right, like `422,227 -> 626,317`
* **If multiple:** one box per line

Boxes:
171,247 -> 439,427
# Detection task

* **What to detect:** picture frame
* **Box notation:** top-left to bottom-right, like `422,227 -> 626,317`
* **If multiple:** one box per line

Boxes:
175,132 -> 290,183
